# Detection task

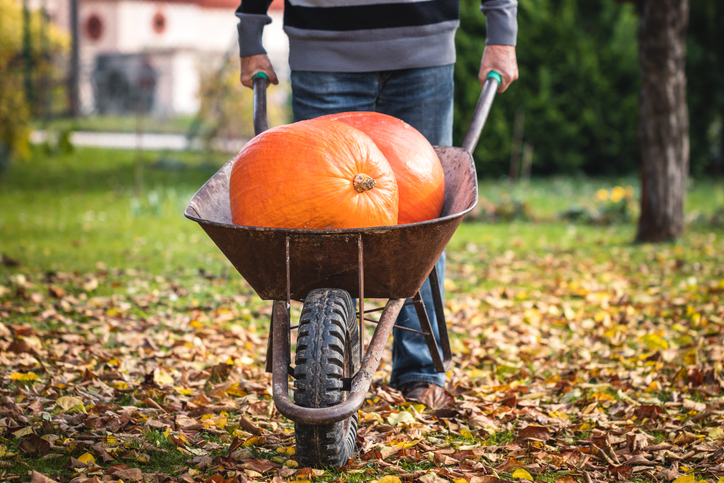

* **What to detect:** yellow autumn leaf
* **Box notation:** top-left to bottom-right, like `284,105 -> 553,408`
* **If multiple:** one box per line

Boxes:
646,381 -> 662,392
378,477 -> 402,483
683,350 -> 698,365
154,368 -> 174,386
460,427 -> 474,439
135,451 -> 150,463
214,413 -> 227,429
243,436 -> 264,447
453,479 -> 468,483
590,392 -> 616,402
563,306 -> 577,320
391,439 -> 420,449
56,396 -> 86,414
77,452 -> 96,465
13,427 -> 34,438
226,383 -> 246,397
443,278 -> 456,291
709,427 -> 724,440
10,372 -> 39,381
523,308 -> 541,325
0,444 -> 17,457
167,431 -> 188,443
284,460 -> 299,468
387,411 -> 416,426
512,469 -> 534,481
672,476 -> 696,483
642,334 -> 669,350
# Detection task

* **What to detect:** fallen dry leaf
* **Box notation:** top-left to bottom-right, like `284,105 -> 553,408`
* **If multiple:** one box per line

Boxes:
2,230 -> 724,483
30,471 -> 60,483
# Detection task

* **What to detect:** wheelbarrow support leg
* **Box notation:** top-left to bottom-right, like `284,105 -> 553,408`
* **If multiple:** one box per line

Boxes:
412,265 -> 452,373
265,235 -> 292,375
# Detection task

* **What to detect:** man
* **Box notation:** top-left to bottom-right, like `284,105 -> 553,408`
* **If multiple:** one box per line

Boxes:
236,0 -> 518,401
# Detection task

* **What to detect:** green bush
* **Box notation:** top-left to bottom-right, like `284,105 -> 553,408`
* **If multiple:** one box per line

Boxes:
455,0 -> 640,177
687,0 -> 724,176
192,55 -> 291,149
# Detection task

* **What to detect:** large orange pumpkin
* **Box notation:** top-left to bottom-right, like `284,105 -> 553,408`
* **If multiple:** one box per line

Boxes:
229,119 -> 399,230
317,112 -> 445,225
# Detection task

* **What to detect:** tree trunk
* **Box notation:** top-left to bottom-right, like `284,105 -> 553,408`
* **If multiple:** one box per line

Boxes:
636,0 -> 690,242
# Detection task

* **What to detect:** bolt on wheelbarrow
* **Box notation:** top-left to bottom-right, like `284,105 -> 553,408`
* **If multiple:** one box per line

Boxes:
184,71 -> 501,467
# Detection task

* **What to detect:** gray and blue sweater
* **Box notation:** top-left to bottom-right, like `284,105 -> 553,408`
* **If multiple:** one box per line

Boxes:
237,0 -> 518,72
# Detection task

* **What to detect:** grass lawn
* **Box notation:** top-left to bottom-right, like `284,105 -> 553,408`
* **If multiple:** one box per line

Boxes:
3,147 -> 723,275
35,114 -> 199,136
1,147 -> 723,483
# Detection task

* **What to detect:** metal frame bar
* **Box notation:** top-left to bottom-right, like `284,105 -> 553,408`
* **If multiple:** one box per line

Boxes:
428,265 -> 452,372
271,298 -> 405,425
358,235 -> 364,362
266,238 -> 452,425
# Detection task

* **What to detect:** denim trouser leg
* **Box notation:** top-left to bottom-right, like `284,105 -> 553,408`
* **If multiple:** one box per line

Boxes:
291,65 -> 454,388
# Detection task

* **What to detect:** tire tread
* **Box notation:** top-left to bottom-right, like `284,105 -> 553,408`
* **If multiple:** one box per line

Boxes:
293,289 -> 360,468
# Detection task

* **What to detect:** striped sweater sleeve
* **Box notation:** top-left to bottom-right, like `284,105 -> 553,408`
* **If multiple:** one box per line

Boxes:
236,0 -> 273,57
481,0 -> 518,46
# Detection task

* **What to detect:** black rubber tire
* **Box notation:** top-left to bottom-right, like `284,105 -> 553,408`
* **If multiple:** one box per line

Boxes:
293,288 -> 361,468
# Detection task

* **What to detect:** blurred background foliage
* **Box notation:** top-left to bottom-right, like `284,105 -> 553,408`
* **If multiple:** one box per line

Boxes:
0,0 -> 68,166
686,0 -> 724,177
454,0 -> 723,179
2,0 -> 723,180
191,55 -> 290,148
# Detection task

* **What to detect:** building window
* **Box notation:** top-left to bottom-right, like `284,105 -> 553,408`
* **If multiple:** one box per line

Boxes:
85,14 -> 103,41
152,12 -> 166,34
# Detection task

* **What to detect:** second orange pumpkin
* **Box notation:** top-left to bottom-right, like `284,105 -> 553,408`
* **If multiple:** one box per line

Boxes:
317,112 -> 446,225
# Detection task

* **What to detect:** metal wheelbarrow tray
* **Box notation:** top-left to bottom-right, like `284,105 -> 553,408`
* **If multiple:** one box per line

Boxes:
185,73 -> 500,467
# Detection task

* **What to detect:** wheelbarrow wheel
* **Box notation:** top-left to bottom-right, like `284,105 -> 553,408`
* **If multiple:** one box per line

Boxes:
294,288 -> 360,468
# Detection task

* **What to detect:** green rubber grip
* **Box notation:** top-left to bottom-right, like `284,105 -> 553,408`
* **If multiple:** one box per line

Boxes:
487,71 -> 502,84
253,72 -> 269,81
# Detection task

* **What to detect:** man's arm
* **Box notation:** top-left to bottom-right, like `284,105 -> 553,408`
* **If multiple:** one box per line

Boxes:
480,0 -> 519,92
237,0 -> 279,88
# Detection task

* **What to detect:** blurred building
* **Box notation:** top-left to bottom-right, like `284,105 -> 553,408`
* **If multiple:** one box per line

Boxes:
37,0 -> 287,116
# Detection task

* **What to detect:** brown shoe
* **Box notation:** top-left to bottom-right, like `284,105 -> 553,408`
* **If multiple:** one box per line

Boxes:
399,381 -> 436,402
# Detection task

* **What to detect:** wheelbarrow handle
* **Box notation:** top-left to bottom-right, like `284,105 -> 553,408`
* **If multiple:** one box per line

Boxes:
461,71 -> 501,154
252,72 -> 269,135
253,70 -> 499,147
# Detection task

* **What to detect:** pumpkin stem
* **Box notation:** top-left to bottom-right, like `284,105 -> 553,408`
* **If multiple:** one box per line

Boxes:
353,173 -> 376,193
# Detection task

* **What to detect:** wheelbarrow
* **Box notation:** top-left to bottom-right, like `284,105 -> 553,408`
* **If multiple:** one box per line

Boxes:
184,71 -> 501,467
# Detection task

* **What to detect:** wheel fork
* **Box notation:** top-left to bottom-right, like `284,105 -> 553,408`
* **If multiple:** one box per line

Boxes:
266,234 -> 452,425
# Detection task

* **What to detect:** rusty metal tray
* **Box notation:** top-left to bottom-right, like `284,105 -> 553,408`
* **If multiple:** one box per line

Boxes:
184,146 -> 477,301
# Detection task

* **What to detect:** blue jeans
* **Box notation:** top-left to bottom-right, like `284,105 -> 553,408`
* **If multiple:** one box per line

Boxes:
291,65 -> 453,388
